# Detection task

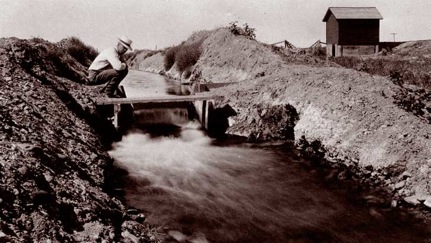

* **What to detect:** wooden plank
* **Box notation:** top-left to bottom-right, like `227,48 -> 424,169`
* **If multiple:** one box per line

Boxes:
95,93 -> 223,105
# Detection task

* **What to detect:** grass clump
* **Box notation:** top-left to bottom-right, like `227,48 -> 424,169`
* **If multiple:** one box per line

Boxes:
175,41 -> 203,73
59,36 -> 99,67
331,56 -> 431,89
164,45 -> 181,71
163,39 -> 205,75
228,21 -> 256,40
331,55 -> 431,121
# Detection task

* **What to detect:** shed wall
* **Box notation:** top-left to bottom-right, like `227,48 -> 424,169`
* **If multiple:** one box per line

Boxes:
326,14 -> 339,44
338,19 -> 380,45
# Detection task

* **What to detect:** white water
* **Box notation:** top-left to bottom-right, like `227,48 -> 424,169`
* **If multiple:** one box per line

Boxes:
109,126 -> 332,242
109,124 -> 430,242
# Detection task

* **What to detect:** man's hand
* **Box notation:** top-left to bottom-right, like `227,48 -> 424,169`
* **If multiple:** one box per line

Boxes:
81,76 -> 90,85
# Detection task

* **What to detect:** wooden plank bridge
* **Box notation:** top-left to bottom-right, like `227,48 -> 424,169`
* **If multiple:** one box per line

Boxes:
95,92 -> 224,133
95,93 -> 223,105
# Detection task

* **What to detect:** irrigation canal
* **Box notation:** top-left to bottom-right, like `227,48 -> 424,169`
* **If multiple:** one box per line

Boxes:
108,70 -> 431,242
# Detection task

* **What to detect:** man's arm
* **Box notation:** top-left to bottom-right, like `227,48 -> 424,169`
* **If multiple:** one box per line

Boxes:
106,48 -> 127,71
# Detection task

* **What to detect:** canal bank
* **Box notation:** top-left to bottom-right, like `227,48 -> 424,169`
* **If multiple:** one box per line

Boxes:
129,28 -> 431,214
0,37 -> 160,242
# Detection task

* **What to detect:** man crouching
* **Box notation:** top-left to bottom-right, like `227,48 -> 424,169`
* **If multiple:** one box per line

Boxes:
88,36 -> 132,98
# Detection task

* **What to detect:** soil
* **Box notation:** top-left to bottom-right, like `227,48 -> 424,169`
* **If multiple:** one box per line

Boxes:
130,28 -> 431,215
0,37 -> 160,242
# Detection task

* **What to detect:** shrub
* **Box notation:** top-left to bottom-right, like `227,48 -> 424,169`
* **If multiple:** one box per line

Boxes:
393,88 -> 431,123
175,42 -> 203,73
331,56 -> 431,89
311,46 -> 326,57
330,56 -> 362,70
163,38 -> 205,73
60,37 -> 99,67
228,21 -> 256,40
164,45 -> 180,70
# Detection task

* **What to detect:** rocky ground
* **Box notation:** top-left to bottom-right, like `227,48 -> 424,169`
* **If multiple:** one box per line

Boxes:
130,28 -> 431,217
0,37 -> 160,242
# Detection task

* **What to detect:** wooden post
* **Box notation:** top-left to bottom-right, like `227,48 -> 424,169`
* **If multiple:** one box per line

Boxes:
113,104 -> 121,129
202,100 -> 207,129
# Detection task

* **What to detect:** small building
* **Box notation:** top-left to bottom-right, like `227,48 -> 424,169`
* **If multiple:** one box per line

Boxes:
323,7 -> 383,57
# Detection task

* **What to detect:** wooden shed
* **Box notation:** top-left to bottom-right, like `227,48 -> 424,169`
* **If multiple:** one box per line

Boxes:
323,7 -> 383,57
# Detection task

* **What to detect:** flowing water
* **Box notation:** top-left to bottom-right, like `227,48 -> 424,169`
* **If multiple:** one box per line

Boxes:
109,71 -> 431,242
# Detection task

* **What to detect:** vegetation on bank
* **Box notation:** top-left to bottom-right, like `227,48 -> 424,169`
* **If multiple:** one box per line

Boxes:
228,21 -> 256,40
59,36 -> 99,67
262,37 -> 431,123
331,55 -> 431,89
132,24 -> 430,123
27,36 -> 98,83
164,30 -> 214,73
163,39 -> 205,79
328,55 -> 431,123
162,23 -> 257,79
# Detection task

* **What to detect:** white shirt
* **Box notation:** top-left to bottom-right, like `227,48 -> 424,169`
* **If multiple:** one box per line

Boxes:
89,47 -> 126,71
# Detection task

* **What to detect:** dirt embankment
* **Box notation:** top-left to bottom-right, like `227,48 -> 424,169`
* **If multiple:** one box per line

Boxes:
131,28 -> 431,210
0,38 -> 158,242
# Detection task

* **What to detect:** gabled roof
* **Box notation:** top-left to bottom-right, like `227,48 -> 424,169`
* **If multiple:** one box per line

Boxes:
322,7 -> 383,22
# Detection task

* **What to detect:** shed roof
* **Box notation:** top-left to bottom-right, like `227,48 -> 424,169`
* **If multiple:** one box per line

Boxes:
322,7 -> 383,22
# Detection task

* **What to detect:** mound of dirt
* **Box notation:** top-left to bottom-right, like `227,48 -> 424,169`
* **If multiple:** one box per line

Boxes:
195,28 -> 286,83
127,49 -> 163,72
0,37 -> 158,242
392,40 -> 431,57
131,28 -> 431,209
135,52 -> 165,74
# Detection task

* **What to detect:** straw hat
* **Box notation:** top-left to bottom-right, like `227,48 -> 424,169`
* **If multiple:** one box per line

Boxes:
118,36 -> 133,51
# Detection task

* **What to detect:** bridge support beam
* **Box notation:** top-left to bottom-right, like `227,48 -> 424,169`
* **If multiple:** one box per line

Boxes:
193,99 -> 212,130
113,104 -> 121,129
95,93 -> 224,135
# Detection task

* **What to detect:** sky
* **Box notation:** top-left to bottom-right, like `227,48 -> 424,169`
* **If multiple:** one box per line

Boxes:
1,0 -> 430,51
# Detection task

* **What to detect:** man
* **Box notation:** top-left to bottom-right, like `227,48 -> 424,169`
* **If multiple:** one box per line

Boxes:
88,36 -> 133,98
